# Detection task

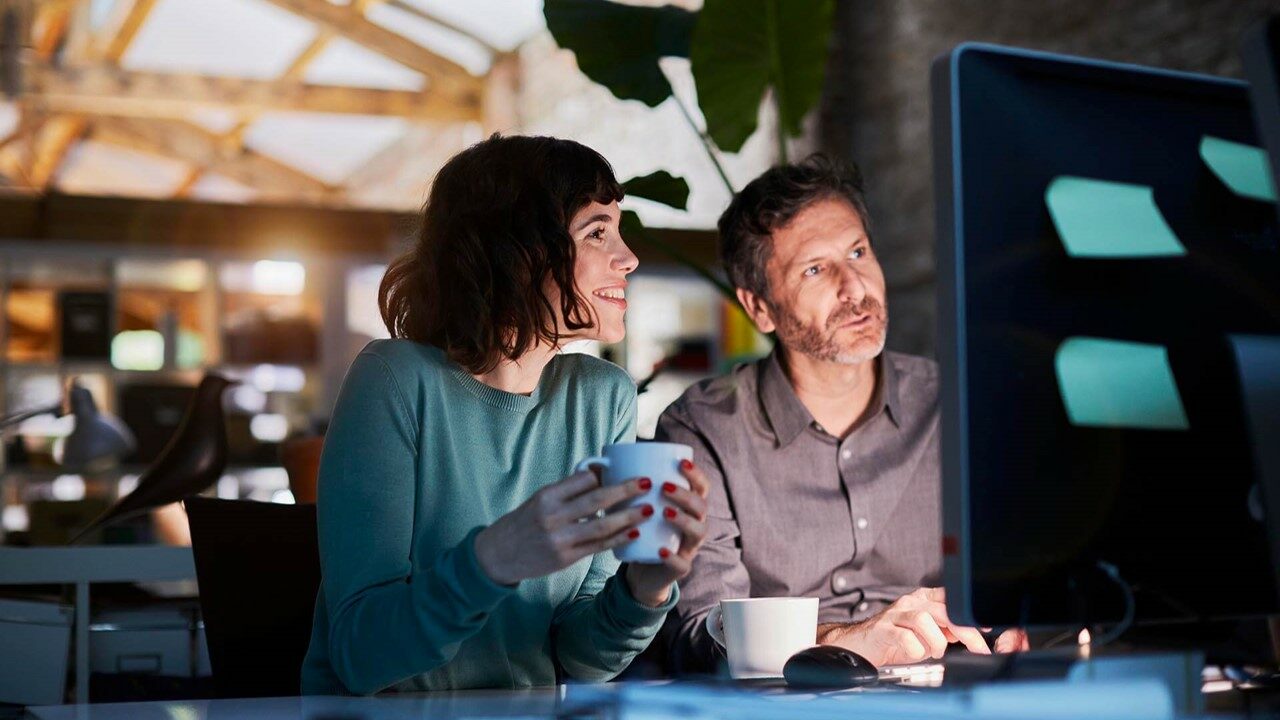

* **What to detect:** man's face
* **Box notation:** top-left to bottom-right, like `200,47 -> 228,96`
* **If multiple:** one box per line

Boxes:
739,197 -> 888,364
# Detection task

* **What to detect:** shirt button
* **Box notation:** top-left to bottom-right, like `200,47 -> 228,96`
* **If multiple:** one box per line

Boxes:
841,448 -> 852,460
856,517 -> 868,530
859,601 -> 870,613
831,568 -> 858,595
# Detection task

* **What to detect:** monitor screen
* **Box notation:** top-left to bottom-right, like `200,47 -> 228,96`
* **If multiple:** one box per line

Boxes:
933,44 -> 1280,629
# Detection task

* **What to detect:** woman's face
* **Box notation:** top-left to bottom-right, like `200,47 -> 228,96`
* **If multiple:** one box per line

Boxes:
563,199 -> 638,345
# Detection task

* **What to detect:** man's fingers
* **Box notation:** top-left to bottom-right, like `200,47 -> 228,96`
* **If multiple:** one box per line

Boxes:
920,587 -> 946,603
919,600 -> 989,654
994,628 -> 1030,653
891,610 -> 948,659
887,625 -> 928,664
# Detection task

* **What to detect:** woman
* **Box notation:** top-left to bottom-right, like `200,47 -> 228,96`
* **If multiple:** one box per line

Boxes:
301,135 -> 710,695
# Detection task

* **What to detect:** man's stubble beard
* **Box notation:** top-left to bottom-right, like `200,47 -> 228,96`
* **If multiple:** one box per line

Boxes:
772,297 -> 888,365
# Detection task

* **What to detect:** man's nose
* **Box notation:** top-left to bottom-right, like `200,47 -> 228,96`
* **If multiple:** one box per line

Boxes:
836,265 -> 868,304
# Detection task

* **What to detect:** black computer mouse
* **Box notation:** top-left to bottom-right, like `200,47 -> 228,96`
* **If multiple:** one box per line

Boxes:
783,645 -> 879,689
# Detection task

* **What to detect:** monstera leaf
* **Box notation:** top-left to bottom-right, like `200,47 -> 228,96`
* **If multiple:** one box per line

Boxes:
620,210 -> 735,301
623,170 -> 690,210
690,0 -> 834,152
544,0 -> 695,107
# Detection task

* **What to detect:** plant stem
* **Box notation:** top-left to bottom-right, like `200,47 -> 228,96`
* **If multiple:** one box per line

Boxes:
765,0 -> 788,164
670,90 -> 736,196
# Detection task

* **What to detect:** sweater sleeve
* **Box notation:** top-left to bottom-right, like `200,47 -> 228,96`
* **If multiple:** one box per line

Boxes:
318,352 -> 516,695
551,386 -> 677,681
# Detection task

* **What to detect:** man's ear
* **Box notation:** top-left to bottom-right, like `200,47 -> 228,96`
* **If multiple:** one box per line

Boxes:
736,287 -> 776,334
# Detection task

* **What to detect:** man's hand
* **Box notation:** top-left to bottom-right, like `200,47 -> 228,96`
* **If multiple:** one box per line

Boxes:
993,628 -> 1030,653
817,587 -> 996,667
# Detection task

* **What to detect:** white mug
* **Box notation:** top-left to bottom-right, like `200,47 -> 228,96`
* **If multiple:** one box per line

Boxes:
575,441 -> 692,563
706,597 -> 819,679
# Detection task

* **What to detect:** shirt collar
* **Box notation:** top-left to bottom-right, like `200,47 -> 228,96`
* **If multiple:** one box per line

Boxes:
758,348 -> 903,448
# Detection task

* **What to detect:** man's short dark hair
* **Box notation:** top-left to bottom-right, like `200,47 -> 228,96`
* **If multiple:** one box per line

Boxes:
717,153 -> 872,300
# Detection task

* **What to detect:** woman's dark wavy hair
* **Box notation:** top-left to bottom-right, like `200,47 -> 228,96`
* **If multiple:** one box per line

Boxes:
379,134 -> 624,375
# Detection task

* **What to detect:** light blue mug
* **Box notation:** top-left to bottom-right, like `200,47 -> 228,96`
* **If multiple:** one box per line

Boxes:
576,441 -> 692,563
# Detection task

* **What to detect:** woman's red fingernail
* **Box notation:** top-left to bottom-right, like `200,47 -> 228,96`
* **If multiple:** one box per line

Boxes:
641,504 -> 654,517
659,548 -> 671,559
628,529 -> 640,539
637,477 -> 652,491
663,507 -> 677,519
662,482 -> 677,494
680,459 -> 694,471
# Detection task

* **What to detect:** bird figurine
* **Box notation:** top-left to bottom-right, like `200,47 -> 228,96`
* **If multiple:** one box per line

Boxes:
70,373 -> 237,544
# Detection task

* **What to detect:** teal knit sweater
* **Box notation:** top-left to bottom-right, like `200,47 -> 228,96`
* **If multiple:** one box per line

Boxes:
301,339 -> 676,694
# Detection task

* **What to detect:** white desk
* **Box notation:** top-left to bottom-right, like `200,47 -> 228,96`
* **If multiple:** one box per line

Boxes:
25,678 -> 1190,720
0,546 -> 196,704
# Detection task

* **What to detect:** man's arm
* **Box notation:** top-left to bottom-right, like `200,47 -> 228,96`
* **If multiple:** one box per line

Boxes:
654,403 -> 750,675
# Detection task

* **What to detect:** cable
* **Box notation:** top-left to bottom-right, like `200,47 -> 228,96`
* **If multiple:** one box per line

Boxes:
1091,560 -> 1136,647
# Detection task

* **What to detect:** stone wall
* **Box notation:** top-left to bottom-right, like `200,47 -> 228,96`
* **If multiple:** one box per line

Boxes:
818,0 -> 1280,357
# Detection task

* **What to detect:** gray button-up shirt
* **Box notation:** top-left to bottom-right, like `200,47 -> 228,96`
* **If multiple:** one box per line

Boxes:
654,349 -> 941,673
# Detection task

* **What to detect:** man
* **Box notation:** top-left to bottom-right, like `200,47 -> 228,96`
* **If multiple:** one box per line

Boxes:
656,155 -> 1025,673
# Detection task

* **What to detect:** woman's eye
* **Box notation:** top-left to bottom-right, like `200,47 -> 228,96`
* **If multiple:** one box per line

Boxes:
588,227 -> 607,242
803,265 -> 820,277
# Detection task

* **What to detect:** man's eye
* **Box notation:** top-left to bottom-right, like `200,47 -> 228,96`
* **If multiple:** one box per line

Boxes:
803,265 -> 820,277
851,247 -> 866,259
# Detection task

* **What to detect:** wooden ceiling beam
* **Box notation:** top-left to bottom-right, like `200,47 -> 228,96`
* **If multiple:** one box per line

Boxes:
99,0 -> 159,62
88,115 -> 335,200
24,63 -> 483,121
256,0 -> 482,101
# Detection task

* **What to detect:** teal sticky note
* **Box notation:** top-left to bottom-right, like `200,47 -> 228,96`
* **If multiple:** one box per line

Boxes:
1045,177 -> 1187,258
1054,337 -> 1190,430
1199,135 -> 1278,202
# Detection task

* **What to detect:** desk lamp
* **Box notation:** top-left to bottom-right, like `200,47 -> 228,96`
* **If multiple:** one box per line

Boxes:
69,373 -> 236,544
0,380 -> 136,472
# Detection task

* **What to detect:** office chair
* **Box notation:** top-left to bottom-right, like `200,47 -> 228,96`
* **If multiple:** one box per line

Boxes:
186,497 -> 320,698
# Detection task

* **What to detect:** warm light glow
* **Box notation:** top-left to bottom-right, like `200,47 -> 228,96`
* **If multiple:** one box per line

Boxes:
112,330 -> 165,371
252,260 -> 306,295
220,259 -> 306,295
2,505 -> 30,532
250,414 -> 289,442
51,474 -> 86,501
117,474 -> 140,498
117,259 -> 207,292
1077,628 -> 1092,645
250,364 -> 306,393
217,475 -> 238,500
230,385 -> 267,413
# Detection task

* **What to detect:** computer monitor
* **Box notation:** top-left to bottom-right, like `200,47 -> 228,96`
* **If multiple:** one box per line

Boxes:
932,44 -> 1280,630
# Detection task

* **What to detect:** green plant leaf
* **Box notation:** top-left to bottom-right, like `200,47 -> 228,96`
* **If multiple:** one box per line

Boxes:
544,0 -> 695,108
690,0 -> 834,152
623,171 -> 691,210
620,210 -> 736,301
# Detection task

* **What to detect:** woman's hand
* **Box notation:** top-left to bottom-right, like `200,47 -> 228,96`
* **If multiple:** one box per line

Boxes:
624,459 -> 711,607
474,470 -> 652,586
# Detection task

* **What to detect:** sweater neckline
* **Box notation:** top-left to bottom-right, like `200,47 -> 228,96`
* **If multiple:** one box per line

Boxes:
444,354 -> 563,413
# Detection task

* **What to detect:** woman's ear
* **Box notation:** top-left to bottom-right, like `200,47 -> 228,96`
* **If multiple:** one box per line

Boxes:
736,287 -> 777,334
